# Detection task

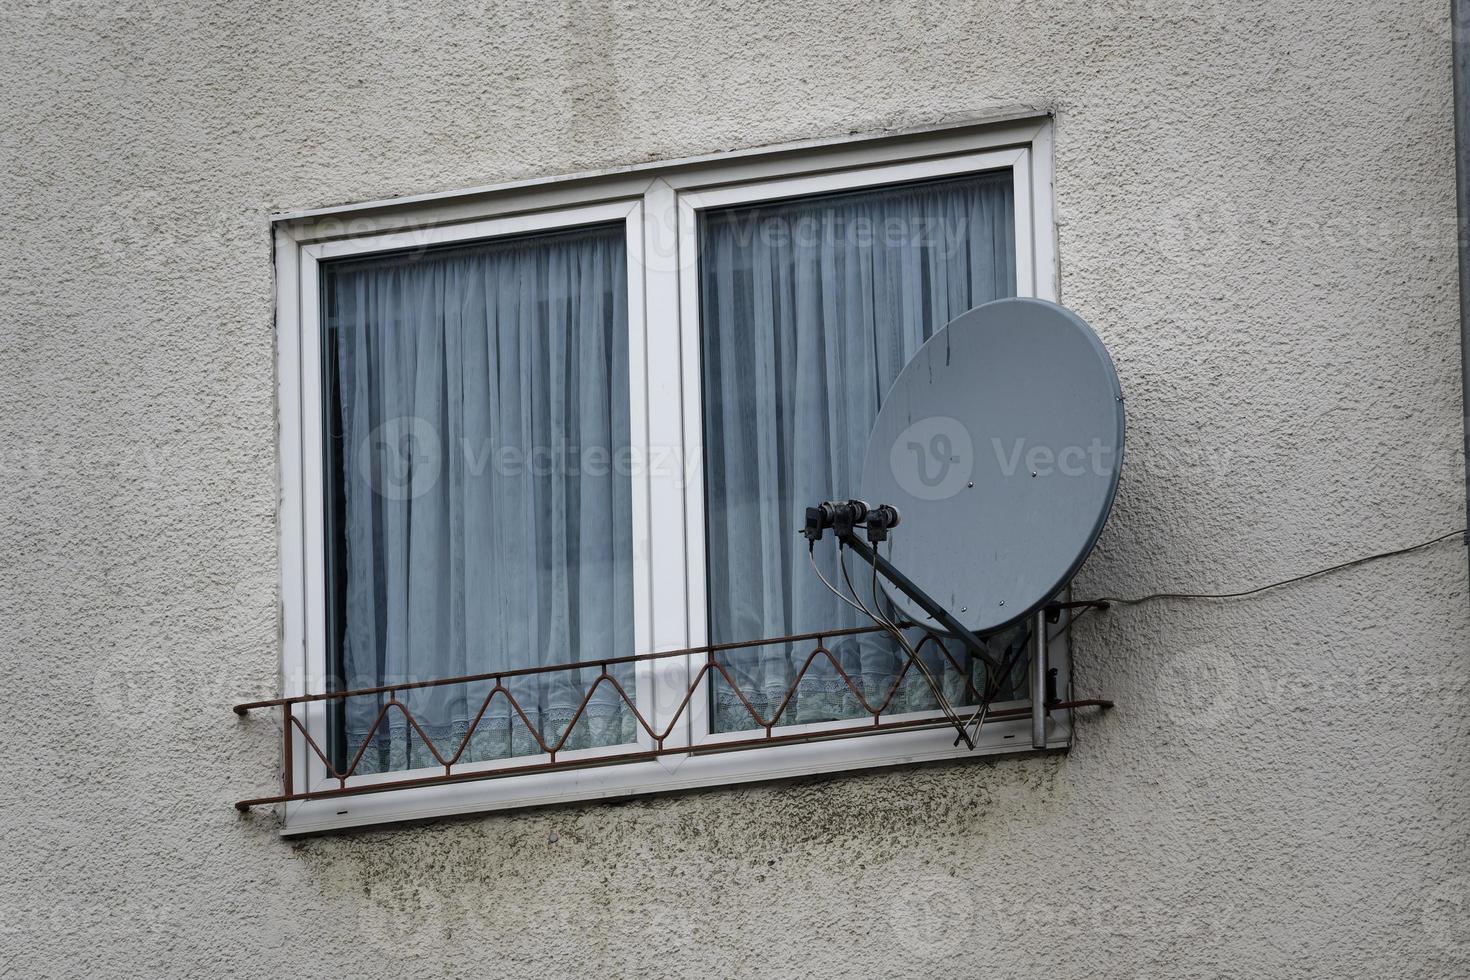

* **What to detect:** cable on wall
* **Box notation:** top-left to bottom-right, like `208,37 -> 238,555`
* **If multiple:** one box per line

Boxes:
1051,527 -> 1468,643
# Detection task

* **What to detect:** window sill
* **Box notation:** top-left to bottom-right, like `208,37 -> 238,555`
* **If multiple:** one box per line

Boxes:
260,712 -> 1073,837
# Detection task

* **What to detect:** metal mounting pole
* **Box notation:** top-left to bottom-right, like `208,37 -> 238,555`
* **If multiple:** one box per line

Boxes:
1030,609 -> 1048,749
282,702 -> 295,799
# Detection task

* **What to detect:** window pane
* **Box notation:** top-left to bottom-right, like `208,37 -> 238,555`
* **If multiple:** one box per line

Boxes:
698,172 -> 1028,733
322,224 -> 636,773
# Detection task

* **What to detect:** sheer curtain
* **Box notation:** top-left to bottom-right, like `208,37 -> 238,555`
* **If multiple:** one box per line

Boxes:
699,172 -> 1029,732
324,224 -> 636,773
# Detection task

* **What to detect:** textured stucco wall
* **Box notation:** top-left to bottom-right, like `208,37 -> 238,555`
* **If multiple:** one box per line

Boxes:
2,0 -> 1467,977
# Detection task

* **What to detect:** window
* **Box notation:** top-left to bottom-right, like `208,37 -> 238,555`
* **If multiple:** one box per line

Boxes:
271,116 -> 1064,832
698,172 -> 1030,734
322,224 -> 638,774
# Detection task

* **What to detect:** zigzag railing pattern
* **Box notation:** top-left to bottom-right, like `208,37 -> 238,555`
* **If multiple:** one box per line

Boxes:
233,624 -> 1094,811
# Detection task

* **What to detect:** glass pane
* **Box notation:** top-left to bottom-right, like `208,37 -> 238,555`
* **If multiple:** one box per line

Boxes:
322,224 -> 636,773
698,172 -> 1026,733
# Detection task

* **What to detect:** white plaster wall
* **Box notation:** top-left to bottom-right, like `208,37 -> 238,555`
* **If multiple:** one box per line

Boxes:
1,0 -> 1466,977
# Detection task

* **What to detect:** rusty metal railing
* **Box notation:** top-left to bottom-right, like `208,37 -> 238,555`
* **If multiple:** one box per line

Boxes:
233,624 -> 1109,811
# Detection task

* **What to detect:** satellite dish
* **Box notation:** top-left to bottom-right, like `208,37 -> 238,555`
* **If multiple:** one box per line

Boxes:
859,297 -> 1124,635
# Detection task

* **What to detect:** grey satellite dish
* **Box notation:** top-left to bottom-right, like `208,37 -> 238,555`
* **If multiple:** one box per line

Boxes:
859,297 -> 1125,636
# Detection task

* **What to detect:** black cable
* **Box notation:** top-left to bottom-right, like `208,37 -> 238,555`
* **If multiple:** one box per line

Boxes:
1096,527 -> 1464,606
958,633 -> 1029,746
839,542 -> 971,745
1048,527 -> 1466,645
807,537 -> 972,746
807,540 -> 869,618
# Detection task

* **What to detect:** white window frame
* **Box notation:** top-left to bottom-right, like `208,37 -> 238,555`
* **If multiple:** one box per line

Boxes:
271,114 -> 1067,835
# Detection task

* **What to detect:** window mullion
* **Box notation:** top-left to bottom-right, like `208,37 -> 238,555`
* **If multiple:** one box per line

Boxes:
639,179 -> 699,759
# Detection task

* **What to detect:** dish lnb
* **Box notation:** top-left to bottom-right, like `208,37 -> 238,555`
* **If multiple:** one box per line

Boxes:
803,499 -> 901,543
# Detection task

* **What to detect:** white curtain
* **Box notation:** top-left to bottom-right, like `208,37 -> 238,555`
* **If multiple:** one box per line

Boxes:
699,173 -> 1029,731
325,225 -> 636,773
